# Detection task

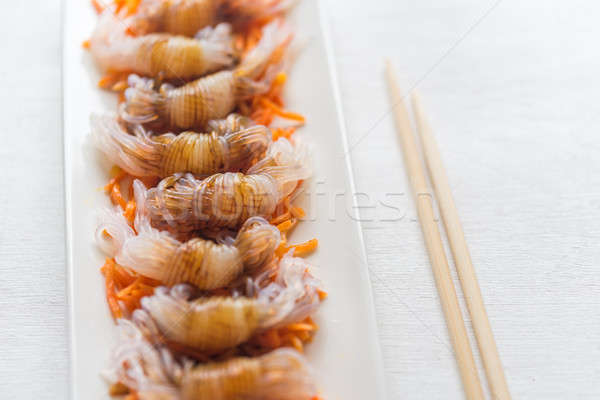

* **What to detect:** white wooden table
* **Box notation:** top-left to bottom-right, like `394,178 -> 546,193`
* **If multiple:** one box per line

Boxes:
2,0 -> 600,398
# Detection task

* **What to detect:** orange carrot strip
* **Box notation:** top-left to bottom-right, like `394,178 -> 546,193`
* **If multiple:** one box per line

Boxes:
113,0 -> 125,13
290,205 -> 305,219
272,72 -> 287,87
297,330 -> 311,341
286,322 -> 315,332
270,211 -> 291,225
260,98 -> 305,123
102,259 -> 123,320
82,39 -> 91,49
112,80 -> 128,92
108,382 -> 130,396
113,264 -> 136,287
272,127 -> 295,141
291,238 -> 318,256
276,218 -> 296,232
125,0 -> 141,15
91,0 -> 105,13
105,170 -> 126,190
97,75 -> 114,89
317,289 -> 328,301
290,335 -> 304,352
123,199 -> 136,227
110,183 -> 127,210
98,71 -> 132,90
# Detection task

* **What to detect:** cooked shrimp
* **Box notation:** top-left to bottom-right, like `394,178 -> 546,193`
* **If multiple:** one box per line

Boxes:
97,181 -> 280,290
123,0 -> 295,37
91,114 -> 270,178
107,321 -> 317,400
140,137 -> 310,233
131,252 -> 322,353
120,20 -> 291,129
91,11 -> 235,79
207,112 -> 255,135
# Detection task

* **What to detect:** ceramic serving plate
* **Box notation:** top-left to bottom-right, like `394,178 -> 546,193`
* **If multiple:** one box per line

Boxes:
63,0 -> 386,398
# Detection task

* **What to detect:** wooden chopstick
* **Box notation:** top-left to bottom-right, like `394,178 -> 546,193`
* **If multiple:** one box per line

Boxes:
384,61 -> 485,400
412,92 -> 511,400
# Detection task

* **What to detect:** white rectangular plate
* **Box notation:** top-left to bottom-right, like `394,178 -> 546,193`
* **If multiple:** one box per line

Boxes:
63,0 -> 386,398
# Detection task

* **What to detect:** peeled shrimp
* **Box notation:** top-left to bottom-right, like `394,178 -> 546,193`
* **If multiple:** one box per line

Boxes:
120,21 -> 290,129
91,11 -> 235,79
108,321 -> 317,400
124,0 -> 295,37
91,114 -> 271,177
131,252 -> 322,353
141,137 -> 310,233
97,180 -> 280,290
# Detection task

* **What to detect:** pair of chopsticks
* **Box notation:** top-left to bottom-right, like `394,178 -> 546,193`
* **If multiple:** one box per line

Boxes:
385,62 -> 511,400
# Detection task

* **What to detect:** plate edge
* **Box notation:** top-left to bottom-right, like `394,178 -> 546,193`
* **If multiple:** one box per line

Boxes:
317,2 -> 388,398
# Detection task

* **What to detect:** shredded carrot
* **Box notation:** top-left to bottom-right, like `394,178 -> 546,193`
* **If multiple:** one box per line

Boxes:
270,211 -> 291,225
113,0 -> 125,13
112,264 -> 136,287
250,316 -> 319,353
101,258 -> 123,320
277,238 -> 318,258
272,72 -> 287,87
100,254 -> 159,319
108,382 -> 130,396
91,0 -> 105,14
123,199 -> 136,227
272,127 -> 296,141
290,335 -> 304,352
117,276 -> 158,312
317,289 -> 328,301
260,98 -> 306,123
104,170 -> 134,212
276,218 -> 296,233
125,0 -> 141,15
290,205 -> 305,219
292,238 -> 318,256
111,182 -> 127,210
286,322 -> 315,332
97,70 -> 131,91
82,39 -> 91,49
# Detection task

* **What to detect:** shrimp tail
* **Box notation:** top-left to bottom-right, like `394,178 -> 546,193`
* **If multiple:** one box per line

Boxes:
195,22 -> 237,68
207,113 -> 255,135
116,222 -> 180,284
258,253 -> 323,328
235,216 -> 281,273
95,207 -> 136,257
90,114 -> 162,177
120,74 -> 166,124
114,181 -> 181,283
145,173 -> 197,230
248,137 -> 312,198
235,20 -> 292,97
138,285 -> 195,344
104,319 -> 180,400
251,348 -> 318,400
223,0 -> 298,27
